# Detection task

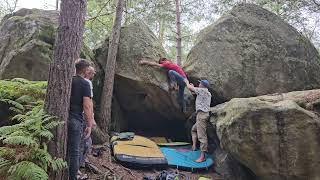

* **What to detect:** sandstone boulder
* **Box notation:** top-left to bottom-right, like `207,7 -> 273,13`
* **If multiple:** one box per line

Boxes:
211,89 -> 320,180
0,8 -> 91,80
94,22 -> 194,138
184,4 -> 320,103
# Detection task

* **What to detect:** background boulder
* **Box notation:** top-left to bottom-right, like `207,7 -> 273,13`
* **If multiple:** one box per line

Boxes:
0,8 -> 91,80
211,89 -> 320,180
184,4 -> 320,103
94,22 -> 194,139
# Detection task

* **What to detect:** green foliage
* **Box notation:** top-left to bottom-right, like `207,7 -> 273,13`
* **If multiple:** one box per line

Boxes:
0,79 -> 46,101
8,161 -> 48,180
85,0 -> 116,49
85,0 -> 216,62
0,105 -> 67,180
0,79 -> 46,121
85,0 -> 320,61
0,99 -> 25,114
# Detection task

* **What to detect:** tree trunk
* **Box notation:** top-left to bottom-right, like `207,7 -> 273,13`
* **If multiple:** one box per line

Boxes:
56,0 -> 59,10
175,0 -> 182,66
98,0 -> 124,136
158,18 -> 165,45
44,0 -> 87,179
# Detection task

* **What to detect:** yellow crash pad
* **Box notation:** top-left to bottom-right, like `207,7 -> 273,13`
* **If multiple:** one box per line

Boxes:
113,135 -> 164,158
198,177 -> 211,180
149,137 -> 168,143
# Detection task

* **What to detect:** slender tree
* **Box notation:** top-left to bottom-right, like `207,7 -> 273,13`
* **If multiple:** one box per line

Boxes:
44,0 -> 87,179
56,0 -> 59,10
175,0 -> 182,66
98,0 -> 124,135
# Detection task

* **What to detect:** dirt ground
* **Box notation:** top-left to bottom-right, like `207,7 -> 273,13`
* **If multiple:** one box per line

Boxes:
81,146 -> 223,180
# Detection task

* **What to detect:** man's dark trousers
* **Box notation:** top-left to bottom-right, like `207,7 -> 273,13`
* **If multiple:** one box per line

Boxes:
67,117 -> 83,180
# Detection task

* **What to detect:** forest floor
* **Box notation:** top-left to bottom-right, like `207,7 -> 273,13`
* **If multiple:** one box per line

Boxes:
80,145 -> 223,180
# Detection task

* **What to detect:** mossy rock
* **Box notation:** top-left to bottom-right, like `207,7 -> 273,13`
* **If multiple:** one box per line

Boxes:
184,4 -> 320,103
94,22 -> 194,137
212,89 -> 320,180
0,8 -> 92,80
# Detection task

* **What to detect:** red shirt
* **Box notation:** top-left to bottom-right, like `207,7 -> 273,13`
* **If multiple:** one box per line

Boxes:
160,61 -> 187,77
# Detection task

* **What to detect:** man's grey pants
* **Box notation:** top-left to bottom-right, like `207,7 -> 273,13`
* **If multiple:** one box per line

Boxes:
191,111 -> 209,152
80,135 -> 92,167
67,117 -> 83,180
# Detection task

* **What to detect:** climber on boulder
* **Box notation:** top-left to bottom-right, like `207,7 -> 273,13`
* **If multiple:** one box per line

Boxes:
139,57 -> 189,112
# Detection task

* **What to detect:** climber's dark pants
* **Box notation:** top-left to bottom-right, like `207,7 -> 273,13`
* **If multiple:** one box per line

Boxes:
168,70 -> 186,112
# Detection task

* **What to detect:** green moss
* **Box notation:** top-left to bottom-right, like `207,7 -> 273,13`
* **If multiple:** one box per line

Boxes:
37,42 -> 53,61
0,79 -> 47,101
8,15 -> 27,23
37,25 -> 56,45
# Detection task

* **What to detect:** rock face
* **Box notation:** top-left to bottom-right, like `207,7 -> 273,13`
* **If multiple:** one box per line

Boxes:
184,4 -> 320,103
0,9 -> 57,80
94,22 -> 193,139
211,89 -> 320,180
0,8 -> 90,80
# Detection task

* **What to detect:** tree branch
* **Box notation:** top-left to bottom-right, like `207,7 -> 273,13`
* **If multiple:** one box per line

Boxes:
311,0 -> 320,7
86,12 -> 114,21
86,0 -> 112,22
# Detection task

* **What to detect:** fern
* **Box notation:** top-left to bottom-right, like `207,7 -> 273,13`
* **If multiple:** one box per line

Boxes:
0,81 -> 66,179
3,136 -> 37,146
43,120 -> 63,130
0,105 -> 67,179
0,79 -> 47,100
0,124 -> 22,137
0,80 -> 46,123
42,115 -> 57,124
8,107 -> 24,114
7,130 -> 27,137
15,95 -> 36,105
11,114 -> 26,122
0,99 -> 25,113
8,161 -> 48,180
38,130 -> 54,141
0,157 -> 11,169
30,148 -> 53,170
51,158 -> 67,172
0,148 -> 16,159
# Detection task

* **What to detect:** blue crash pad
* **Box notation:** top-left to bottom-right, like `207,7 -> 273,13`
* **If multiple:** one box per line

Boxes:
160,147 -> 214,171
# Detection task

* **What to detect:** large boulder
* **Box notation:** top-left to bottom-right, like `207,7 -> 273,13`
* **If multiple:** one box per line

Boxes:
211,89 -> 320,180
184,4 -> 320,103
94,22 -> 193,139
0,8 -> 91,80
